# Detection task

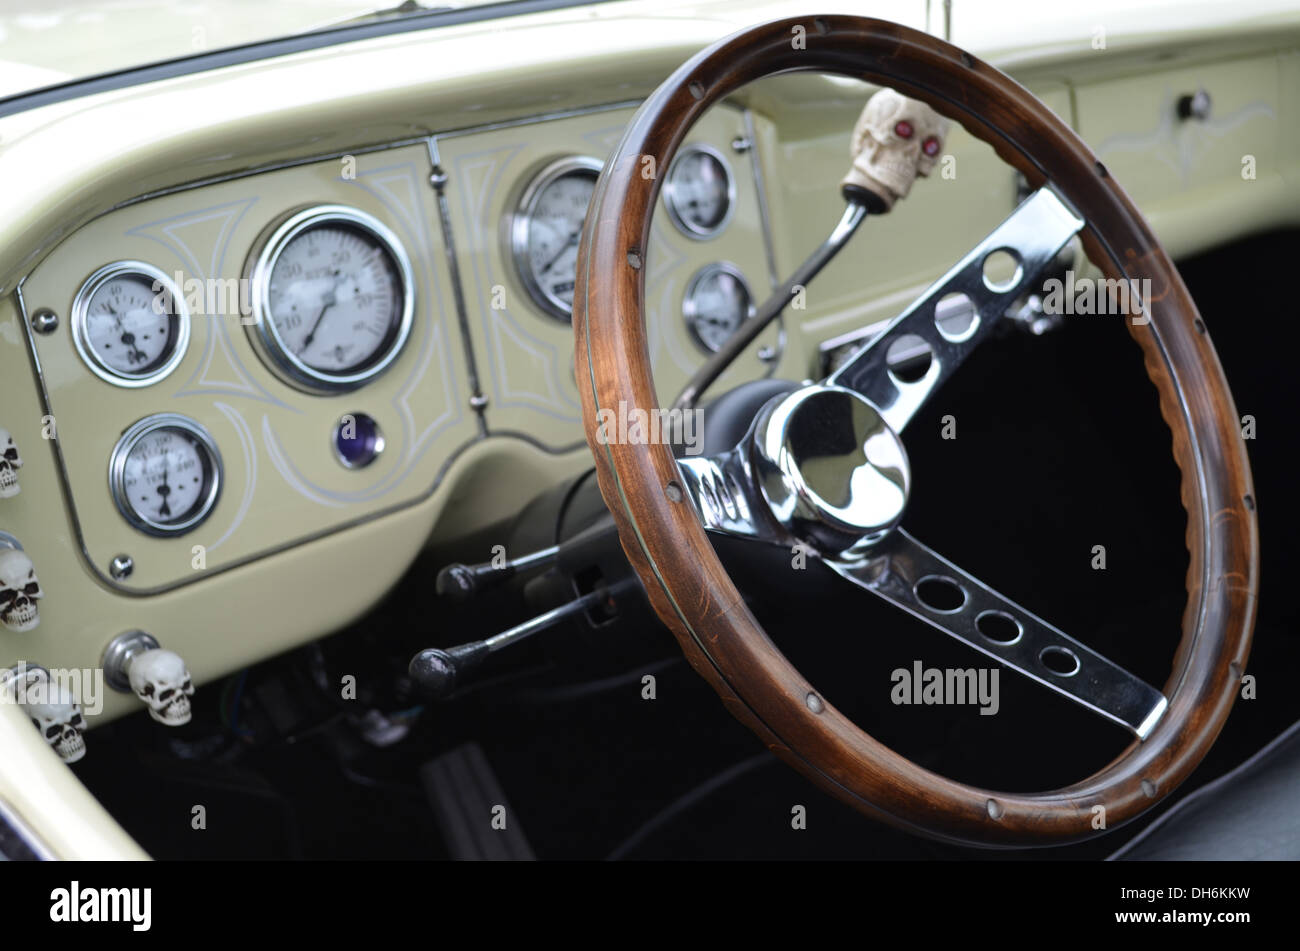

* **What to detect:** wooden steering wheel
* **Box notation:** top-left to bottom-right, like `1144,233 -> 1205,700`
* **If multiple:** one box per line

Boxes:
573,15 -> 1258,847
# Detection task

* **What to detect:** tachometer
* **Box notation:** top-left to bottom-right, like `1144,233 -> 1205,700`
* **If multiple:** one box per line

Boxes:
511,156 -> 602,322
71,261 -> 190,387
109,414 -> 222,537
247,205 -> 414,393
683,263 -> 753,353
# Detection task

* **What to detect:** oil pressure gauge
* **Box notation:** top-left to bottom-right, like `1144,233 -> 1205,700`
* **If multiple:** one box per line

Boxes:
72,261 -> 190,387
110,414 -> 222,537
683,263 -> 753,353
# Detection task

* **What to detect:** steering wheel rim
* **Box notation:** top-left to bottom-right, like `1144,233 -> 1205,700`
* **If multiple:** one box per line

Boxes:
574,15 -> 1258,847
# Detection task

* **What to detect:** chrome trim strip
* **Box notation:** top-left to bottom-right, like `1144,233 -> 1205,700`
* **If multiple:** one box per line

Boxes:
741,108 -> 780,292
426,142 -> 489,436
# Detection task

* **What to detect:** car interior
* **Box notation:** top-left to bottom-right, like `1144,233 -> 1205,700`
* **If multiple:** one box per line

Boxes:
0,0 -> 1293,864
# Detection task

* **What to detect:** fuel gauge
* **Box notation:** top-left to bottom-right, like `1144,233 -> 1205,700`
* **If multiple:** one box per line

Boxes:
72,262 -> 190,387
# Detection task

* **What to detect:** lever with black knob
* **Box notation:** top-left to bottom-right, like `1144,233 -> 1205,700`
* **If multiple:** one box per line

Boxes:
410,579 -> 634,700
435,544 -> 559,603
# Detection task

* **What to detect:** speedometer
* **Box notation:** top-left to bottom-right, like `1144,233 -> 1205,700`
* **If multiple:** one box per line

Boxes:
511,156 -> 602,322
246,205 -> 414,393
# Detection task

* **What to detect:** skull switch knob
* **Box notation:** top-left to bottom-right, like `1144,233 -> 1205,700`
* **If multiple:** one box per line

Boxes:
0,540 -> 43,633
0,427 -> 23,499
841,88 -> 950,212
2,664 -> 87,764
102,631 -> 196,726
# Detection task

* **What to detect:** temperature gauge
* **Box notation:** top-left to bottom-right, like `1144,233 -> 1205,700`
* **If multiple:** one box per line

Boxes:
110,415 -> 222,537
72,262 -> 190,387
664,146 -> 735,238
683,263 -> 753,354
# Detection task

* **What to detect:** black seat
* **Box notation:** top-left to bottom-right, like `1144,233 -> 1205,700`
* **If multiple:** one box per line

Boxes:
1110,719 -> 1300,860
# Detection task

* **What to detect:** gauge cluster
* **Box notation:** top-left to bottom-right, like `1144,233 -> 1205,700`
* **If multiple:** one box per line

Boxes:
20,142 -> 476,592
508,143 -> 748,353
20,107 -> 783,590
425,100 -> 781,458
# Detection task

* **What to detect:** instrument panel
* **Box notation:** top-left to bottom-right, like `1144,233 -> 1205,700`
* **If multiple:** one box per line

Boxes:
17,103 -> 789,592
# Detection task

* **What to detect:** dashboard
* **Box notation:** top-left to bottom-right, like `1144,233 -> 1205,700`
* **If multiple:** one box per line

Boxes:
0,0 -> 1295,733
17,101 -> 784,596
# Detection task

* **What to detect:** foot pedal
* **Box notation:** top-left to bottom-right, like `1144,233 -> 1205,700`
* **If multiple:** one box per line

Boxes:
420,743 -> 536,861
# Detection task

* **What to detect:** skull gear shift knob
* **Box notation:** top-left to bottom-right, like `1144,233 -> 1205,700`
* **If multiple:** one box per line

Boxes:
841,88 -> 950,211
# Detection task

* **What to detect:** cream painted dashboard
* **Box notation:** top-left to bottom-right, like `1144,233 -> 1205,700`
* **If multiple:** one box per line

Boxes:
0,0 -> 1296,754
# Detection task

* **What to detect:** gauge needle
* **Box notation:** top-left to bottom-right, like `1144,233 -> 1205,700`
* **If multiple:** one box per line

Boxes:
299,271 -> 342,353
156,465 -> 172,519
106,303 -> 148,364
539,231 -> 580,275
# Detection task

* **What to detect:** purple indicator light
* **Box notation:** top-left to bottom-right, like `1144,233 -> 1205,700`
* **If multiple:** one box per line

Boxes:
333,413 -> 384,469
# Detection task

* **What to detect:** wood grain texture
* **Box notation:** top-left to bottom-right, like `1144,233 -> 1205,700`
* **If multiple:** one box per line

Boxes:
573,15 -> 1258,847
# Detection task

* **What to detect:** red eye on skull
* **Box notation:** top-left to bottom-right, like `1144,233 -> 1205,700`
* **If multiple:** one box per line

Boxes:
923,136 -> 941,157
894,120 -> 914,139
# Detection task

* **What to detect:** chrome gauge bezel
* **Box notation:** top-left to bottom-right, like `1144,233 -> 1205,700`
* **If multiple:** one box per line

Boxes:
246,204 -> 416,394
109,414 -> 223,537
510,156 -> 603,322
682,262 -> 754,354
664,144 -> 737,240
71,260 -> 192,388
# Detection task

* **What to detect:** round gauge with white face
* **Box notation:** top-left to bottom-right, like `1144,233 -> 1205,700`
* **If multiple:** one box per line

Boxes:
109,414 -> 222,537
664,146 -> 735,239
511,156 -> 602,322
248,205 -> 414,392
683,263 -> 753,353
72,262 -> 190,387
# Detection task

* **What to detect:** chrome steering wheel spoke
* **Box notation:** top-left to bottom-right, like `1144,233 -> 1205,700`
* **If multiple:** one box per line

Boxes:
676,449 -> 787,545
827,187 -> 1084,432
827,530 -> 1168,738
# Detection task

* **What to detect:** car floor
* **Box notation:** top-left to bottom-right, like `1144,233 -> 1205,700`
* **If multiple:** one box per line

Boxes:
76,229 -> 1299,860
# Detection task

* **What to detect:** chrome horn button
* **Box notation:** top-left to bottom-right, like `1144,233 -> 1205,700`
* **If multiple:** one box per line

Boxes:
751,385 -> 910,553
